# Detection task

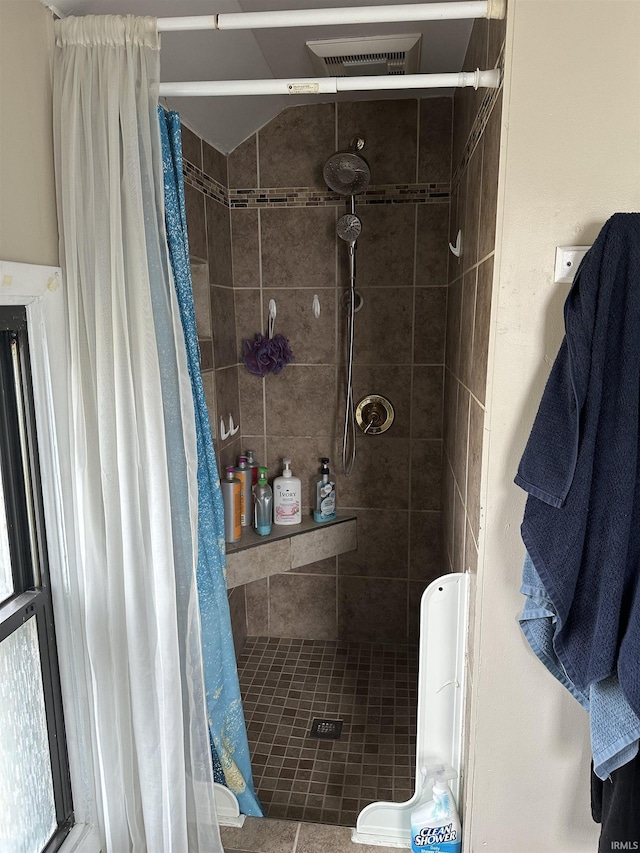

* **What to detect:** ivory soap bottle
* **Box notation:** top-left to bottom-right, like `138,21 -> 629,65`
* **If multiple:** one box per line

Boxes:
273,459 -> 302,526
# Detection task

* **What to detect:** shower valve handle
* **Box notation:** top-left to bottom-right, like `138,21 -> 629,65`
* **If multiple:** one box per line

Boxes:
363,412 -> 380,433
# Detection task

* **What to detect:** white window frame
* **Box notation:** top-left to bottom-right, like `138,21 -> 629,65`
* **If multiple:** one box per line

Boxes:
0,260 -> 101,853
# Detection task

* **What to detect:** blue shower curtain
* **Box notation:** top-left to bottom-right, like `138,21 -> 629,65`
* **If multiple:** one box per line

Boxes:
158,107 -> 262,817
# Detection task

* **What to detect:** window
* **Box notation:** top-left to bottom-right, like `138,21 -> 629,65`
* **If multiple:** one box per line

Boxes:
0,306 -> 74,853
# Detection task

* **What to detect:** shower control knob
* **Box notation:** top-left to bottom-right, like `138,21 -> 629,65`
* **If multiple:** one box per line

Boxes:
355,395 -> 395,435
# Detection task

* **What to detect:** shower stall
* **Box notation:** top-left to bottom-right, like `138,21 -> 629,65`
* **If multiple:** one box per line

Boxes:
183,12 -> 504,829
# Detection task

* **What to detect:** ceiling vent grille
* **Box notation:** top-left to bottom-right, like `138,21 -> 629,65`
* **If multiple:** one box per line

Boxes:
307,34 -> 421,78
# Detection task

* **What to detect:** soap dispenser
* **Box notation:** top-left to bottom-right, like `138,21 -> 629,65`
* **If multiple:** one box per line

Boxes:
273,459 -> 302,525
313,457 -> 336,523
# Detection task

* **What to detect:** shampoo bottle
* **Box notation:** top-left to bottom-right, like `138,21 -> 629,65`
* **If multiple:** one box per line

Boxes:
234,456 -> 252,528
252,467 -> 273,536
410,765 -> 461,853
313,457 -> 336,523
273,459 -> 302,526
221,466 -> 241,543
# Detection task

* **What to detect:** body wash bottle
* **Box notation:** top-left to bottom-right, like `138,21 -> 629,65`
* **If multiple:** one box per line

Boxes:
252,467 -> 273,536
314,457 -> 336,523
234,456 -> 252,528
273,459 -> 302,526
221,466 -> 241,543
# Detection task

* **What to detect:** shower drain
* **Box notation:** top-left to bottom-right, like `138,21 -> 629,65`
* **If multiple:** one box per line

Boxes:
309,718 -> 343,739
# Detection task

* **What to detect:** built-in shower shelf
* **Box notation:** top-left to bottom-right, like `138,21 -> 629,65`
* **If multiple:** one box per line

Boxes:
225,515 -> 357,589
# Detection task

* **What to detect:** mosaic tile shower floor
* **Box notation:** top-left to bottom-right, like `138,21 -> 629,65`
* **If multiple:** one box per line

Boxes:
237,637 -> 419,827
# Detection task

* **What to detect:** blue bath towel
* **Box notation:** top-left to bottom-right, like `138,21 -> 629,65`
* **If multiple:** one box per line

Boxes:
520,552 -> 640,779
516,213 -> 640,721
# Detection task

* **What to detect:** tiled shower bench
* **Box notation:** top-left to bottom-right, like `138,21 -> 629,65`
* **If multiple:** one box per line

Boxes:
225,516 -> 357,588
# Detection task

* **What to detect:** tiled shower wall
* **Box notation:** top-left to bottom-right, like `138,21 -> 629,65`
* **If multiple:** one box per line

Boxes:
181,125 -> 243,474
181,124 -> 250,652
183,97 -> 454,648
442,17 -> 506,618
227,98 -> 452,645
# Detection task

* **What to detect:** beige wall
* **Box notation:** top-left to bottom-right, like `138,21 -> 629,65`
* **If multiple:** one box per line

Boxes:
467,1 -> 640,850
0,0 -> 58,266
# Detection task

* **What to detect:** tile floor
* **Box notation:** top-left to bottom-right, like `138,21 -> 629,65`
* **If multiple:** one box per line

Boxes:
237,637 -> 419,827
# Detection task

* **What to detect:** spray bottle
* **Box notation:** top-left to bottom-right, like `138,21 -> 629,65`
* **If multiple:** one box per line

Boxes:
252,467 -> 273,536
410,764 -> 461,853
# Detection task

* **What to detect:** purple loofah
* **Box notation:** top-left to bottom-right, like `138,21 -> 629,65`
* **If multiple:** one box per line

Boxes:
243,331 -> 294,377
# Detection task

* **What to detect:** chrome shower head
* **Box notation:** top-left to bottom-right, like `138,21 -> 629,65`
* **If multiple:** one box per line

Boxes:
323,144 -> 371,196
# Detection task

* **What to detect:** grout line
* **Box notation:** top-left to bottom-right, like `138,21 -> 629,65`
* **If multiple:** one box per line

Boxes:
407,201 -> 419,639
266,575 -> 271,636
257,205 -> 268,463
415,98 -> 420,185
256,129 -> 261,190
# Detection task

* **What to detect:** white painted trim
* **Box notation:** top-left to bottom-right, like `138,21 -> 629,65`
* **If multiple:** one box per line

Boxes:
58,824 -> 101,853
0,260 -> 103,853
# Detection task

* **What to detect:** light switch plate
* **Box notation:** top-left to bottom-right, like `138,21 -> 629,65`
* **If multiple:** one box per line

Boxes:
554,246 -> 590,284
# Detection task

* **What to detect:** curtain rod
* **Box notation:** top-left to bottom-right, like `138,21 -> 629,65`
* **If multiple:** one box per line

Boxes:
156,1 -> 505,32
159,68 -> 500,98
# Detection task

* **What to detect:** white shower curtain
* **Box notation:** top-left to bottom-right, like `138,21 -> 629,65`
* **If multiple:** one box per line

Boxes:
52,16 -> 222,852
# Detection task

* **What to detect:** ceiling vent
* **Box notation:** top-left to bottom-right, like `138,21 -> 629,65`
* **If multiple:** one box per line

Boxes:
306,34 -> 422,78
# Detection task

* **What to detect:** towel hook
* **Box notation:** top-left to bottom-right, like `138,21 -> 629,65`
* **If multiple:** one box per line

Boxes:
268,298 -> 277,338
220,413 -> 239,441
449,229 -> 462,258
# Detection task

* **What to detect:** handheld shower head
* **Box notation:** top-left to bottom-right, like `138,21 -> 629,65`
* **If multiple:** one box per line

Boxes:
337,212 -> 362,244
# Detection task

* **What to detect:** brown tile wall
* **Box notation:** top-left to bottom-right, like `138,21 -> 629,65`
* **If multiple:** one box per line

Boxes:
182,123 -> 241,476
442,16 -> 505,666
182,123 -> 246,652
443,12 -> 505,816
183,95 -> 471,647
227,99 -> 452,644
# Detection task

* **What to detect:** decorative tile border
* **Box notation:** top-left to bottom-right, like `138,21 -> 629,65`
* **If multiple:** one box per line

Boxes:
183,158 -> 450,208
228,183 -> 450,208
183,159 -> 227,205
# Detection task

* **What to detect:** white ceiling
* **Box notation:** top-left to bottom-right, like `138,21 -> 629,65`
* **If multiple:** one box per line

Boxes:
50,0 -> 474,154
